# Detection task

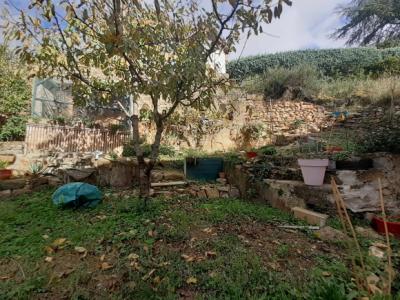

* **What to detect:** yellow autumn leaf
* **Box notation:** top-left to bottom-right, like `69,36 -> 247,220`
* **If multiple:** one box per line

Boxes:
181,254 -> 195,262
186,276 -> 197,284
128,253 -> 139,260
100,262 -> 113,270
51,238 -> 67,248
74,246 -> 87,254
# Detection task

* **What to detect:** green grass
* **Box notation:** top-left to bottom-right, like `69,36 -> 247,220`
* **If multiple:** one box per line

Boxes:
0,188 -> 397,299
199,198 -> 297,224
0,189 -> 163,259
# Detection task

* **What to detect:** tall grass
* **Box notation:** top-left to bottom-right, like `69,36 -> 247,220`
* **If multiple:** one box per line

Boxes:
316,76 -> 400,106
242,64 -> 400,107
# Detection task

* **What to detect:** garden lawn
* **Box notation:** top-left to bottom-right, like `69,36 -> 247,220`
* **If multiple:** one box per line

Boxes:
0,188 -> 366,299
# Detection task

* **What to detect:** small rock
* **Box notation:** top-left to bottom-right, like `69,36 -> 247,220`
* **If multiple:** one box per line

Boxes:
229,187 -> 240,198
369,246 -> 385,259
315,226 -> 348,243
197,190 -> 207,198
217,186 -> 229,192
216,178 -> 227,184
355,226 -> 383,240
205,187 -> 219,199
367,273 -> 380,285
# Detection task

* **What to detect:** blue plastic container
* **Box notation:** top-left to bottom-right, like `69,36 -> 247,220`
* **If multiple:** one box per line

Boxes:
185,157 -> 223,181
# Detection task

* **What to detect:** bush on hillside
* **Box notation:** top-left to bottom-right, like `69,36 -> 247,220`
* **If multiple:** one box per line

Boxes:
360,126 -> 400,154
366,56 -> 400,77
243,64 -> 319,99
228,47 -> 400,80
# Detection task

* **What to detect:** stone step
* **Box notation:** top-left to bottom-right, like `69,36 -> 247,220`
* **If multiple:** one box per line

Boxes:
291,207 -> 328,227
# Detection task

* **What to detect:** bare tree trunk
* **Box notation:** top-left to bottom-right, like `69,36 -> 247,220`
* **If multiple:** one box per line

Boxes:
130,113 -> 150,200
138,158 -> 151,199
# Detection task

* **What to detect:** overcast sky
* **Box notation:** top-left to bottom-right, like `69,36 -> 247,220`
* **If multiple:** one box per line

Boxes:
2,0 -> 351,60
229,0 -> 350,60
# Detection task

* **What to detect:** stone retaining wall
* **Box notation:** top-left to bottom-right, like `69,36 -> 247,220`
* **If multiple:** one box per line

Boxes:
0,176 -> 56,199
225,153 -> 400,215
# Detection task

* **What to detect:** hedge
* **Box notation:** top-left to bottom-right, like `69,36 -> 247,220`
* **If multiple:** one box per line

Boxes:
227,47 -> 400,80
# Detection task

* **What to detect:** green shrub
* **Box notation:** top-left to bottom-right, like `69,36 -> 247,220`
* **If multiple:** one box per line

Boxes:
122,142 -> 152,157
258,145 -> 277,155
243,64 -> 319,99
366,56 -> 400,77
0,45 -> 30,141
228,47 -> 400,80
159,144 -> 176,157
122,142 -> 175,158
0,115 -> 28,141
360,126 -> 400,153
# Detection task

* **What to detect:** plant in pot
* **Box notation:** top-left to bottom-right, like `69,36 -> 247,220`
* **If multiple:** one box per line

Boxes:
297,140 -> 329,186
0,160 -> 12,180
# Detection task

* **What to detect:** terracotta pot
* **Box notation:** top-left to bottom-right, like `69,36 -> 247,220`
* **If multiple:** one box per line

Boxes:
246,151 -> 257,159
298,159 -> 328,186
0,169 -> 12,180
371,216 -> 400,238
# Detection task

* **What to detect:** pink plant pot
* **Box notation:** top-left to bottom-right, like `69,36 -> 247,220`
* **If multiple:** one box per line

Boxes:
298,159 -> 329,186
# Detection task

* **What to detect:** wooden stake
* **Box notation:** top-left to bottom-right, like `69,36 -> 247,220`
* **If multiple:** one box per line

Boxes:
378,178 -> 392,295
331,178 -> 367,291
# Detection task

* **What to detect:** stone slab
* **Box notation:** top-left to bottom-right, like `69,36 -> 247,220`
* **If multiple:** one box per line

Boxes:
151,181 -> 187,187
0,178 -> 27,191
292,206 -> 328,227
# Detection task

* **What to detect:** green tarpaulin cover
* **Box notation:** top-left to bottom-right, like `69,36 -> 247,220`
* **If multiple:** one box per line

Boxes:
52,182 -> 102,208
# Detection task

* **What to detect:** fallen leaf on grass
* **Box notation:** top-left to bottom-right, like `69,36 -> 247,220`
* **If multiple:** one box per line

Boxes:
202,227 -> 213,234
42,234 -> 49,239
128,253 -> 139,260
0,276 -> 11,280
130,261 -> 141,271
148,230 -> 156,237
100,254 -> 106,262
205,251 -> 217,258
57,268 -> 74,278
153,276 -> 161,284
129,261 -> 142,271
44,246 -> 54,255
45,256 -> 53,263
142,269 -> 156,281
186,276 -> 197,284
74,246 -> 87,254
209,271 -> 217,278
322,272 -> 331,277
158,261 -> 170,267
181,254 -> 195,262
100,262 -> 113,270
52,238 -> 67,248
